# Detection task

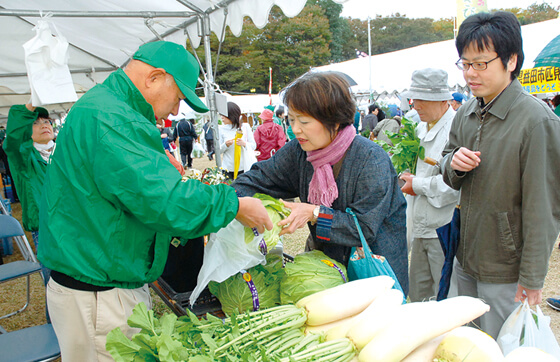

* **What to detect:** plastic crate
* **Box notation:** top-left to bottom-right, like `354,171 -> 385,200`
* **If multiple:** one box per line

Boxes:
150,253 -> 294,318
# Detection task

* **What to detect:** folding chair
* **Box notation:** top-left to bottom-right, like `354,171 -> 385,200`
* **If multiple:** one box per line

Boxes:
0,201 -> 38,263
0,216 -> 61,361
0,214 -> 44,319
0,260 -> 61,361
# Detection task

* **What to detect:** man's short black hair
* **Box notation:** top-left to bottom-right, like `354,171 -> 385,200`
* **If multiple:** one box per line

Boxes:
456,11 -> 524,80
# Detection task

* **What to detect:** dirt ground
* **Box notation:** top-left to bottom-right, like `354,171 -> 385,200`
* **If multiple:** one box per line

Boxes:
1,152 -> 560,346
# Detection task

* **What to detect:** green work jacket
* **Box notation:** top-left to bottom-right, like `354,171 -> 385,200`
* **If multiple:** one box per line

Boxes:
39,69 -> 239,289
3,105 -> 47,231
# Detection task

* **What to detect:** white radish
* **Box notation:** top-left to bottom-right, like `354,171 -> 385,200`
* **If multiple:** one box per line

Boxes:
304,315 -> 355,335
400,333 -> 448,362
358,296 -> 490,362
326,288 -> 404,341
296,275 -> 395,326
348,298 -> 427,351
433,326 -> 504,361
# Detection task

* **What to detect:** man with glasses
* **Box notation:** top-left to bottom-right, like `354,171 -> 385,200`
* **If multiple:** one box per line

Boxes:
441,11 -> 560,338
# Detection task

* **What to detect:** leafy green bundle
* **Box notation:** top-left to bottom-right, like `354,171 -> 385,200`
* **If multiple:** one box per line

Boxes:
280,250 -> 347,305
375,116 -> 425,175
244,194 -> 291,251
208,254 -> 285,314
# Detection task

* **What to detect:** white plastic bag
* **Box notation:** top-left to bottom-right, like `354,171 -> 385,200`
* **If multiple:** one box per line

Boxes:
242,146 -> 258,171
497,300 -> 560,358
189,220 -> 266,306
23,18 -> 77,106
191,142 -> 205,158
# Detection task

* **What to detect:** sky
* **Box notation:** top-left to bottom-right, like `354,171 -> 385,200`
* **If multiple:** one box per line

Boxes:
340,0 -> 560,20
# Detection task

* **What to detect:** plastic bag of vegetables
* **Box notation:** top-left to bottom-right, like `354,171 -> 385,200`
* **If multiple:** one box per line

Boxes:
189,194 -> 290,306
280,250 -> 348,305
209,254 -> 285,314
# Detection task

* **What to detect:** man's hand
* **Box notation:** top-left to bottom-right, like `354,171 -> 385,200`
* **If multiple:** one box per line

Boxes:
278,201 -> 316,236
236,197 -> 273,234
450,147 -> 481,172
514,284 -> 543,305
400,172 -> 416,196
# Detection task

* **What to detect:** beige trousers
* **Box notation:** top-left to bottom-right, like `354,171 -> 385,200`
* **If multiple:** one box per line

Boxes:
46,278 -> 152,362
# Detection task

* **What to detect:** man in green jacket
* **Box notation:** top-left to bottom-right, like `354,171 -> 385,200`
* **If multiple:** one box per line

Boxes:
441,12 -> 560,338
39,41 -> 272,361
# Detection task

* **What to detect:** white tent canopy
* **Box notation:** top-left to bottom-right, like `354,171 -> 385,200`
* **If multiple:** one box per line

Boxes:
313,17 -> 560,101
0,0 -> 351,123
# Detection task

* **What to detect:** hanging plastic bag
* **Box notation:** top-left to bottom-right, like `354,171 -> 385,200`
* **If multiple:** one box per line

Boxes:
497,300 -> 560,358
242,146 -> 258,171
23,17 -> 77,106
191,141 -> 205,158
189,220 -> 266,306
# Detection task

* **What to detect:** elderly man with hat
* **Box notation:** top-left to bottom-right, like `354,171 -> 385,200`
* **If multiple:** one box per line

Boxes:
38,41 -> 272,361
450,92 -> 466,111
254,107 -> 286,162
399,68 -> 460,302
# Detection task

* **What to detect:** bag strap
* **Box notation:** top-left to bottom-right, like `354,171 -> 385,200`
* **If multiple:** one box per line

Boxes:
346,208 -> 374,257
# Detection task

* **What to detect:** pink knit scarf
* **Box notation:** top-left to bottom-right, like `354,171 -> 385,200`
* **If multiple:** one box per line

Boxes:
307,125 -> 355,207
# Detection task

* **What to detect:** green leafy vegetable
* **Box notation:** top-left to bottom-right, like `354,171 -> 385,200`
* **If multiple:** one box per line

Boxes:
209,254 -> 285,314
244,194 -> 291,250
280,250 -> 347,305
375,116 -> 425,175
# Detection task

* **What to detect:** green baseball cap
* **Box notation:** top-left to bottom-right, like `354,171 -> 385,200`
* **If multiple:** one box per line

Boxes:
133,41 -> 209,113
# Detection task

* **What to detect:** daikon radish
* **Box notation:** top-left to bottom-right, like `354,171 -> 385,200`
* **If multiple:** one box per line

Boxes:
304,315 -> 355,335
358,296 -> 490,362
401,332 -> 448,362
348,299 -> 427,351
433,326 -> 504,361
296,275 -> 395,326
504,347 -> 560,362
326,289 -> 404,341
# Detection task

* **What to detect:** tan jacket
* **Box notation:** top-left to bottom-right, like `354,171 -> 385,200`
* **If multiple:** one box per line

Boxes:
441,79 -> 560,289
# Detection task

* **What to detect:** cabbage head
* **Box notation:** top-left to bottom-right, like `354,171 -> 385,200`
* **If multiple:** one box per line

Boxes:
208,254 -> 284,314
244,193 -> 291,251
280,250 -> 347,305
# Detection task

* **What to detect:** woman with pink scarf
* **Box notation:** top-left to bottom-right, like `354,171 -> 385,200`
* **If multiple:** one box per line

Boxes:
233,72 -> 409,295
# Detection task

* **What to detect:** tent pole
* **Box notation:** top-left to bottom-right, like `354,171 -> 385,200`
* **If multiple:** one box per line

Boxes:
201,13 -> 222,168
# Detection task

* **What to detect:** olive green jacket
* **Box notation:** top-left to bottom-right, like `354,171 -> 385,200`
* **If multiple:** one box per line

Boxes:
39,69 -> 239,289
441,79 -> 560,289
2,105 -> 47,231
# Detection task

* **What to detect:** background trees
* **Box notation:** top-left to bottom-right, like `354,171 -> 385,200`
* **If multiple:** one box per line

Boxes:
189,1 -> 558,95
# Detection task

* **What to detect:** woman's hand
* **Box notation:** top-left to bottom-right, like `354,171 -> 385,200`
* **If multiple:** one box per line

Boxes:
278,201 -> 316,235
225,138 -> 235,147
236,138 -> 247,147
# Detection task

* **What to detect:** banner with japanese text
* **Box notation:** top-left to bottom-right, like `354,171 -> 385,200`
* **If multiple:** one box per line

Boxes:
518,66 -> 560,94
456,0 -> 488,30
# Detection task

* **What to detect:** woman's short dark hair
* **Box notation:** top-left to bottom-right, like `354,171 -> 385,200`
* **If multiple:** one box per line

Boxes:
223,101 -> 241,129
456,11 -> 524,80
282,71 -> 355,138
371,103 -> 386,121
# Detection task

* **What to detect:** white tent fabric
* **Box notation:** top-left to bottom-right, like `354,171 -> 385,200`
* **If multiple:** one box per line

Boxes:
0,0 -> 347,122
313,18 -> 560,98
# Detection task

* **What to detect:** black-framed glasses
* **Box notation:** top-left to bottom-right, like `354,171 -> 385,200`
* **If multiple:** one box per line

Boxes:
455,56 -> 500,71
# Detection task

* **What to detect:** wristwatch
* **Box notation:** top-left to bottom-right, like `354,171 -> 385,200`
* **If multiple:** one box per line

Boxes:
311,205 -> 320,225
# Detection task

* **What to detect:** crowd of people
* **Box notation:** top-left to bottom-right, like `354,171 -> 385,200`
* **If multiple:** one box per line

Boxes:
0,10 -> 560,361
